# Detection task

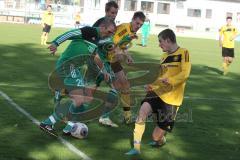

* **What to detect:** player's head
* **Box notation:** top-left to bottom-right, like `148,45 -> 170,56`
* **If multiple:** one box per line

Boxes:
226,16 -> 232,25
105,1 -> 119,20
99,17 -> 116,38
47,5 -> 52,11
131,11 -> 146,32
158,29 -> 177,53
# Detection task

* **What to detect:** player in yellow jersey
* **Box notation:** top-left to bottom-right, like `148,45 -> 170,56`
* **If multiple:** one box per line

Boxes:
41,5 -> 54,45
74,11 -> 81,28
126,29 -> 191,155
109,11 -> 145,124
219,16 -> 238,75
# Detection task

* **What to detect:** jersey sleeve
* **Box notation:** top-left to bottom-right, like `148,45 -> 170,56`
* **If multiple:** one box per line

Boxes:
167,49 -> 191,87
52,29 -> 82,46
219,26 -> 224,36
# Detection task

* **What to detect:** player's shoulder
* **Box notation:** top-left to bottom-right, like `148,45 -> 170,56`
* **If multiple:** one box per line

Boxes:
117,23 -> 130,30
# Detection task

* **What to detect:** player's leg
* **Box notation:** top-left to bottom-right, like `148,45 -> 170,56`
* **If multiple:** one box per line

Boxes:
149,102 -> 178,147
141,32 -> 147,47
99,88 -> 119,127
41,31 -> 47,45
112,67 -> 132,124
125,101 -> 152,155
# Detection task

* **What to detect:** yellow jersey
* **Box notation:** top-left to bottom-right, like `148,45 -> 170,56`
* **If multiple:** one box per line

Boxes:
75,14 -> 81,22
107,23 -> 136,61
150,47 -> 191,106
219,25 -> 238,48
41,11 -> 54,26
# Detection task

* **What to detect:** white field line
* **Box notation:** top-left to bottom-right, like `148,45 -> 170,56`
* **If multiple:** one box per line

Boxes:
0,90 -> 92,160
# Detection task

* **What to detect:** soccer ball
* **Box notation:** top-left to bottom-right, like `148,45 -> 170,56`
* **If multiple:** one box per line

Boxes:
70,122 -> 88,139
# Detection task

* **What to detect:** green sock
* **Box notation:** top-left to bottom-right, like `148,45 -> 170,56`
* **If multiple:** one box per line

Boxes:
42,113 -> 60,125
63,121 -> 75,133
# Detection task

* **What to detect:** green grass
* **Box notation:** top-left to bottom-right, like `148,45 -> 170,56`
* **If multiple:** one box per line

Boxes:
0,23 -> 240,160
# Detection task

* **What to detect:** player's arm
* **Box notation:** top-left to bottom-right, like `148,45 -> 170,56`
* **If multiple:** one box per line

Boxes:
41,12 -> 46,27
219,27 -> 223,47
52,29 -> 83,46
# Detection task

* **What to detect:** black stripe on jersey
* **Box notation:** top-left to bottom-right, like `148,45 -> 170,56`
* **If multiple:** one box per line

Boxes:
185,50 -> 189,62
118,29 -> 128,37
226,28 -> 232,32
161,55 -> 182,64
81,26 -> 99,44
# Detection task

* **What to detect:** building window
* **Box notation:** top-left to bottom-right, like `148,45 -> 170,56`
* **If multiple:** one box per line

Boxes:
91,0 -> 100,9
157,3 -> 170,14
176,1 -> 184,9
124,0 -> 137,11
141,1 -> 154,13
187,9 -> 201,18
206,9 -> 212,19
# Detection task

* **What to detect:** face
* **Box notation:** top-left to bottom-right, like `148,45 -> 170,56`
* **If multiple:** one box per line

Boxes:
131,17 -> 144,32
101,25 -> 116,38
106,7 -> 118,20
47,6 -> 52,12
226,18 -> 232,25
158,37 -> 170,53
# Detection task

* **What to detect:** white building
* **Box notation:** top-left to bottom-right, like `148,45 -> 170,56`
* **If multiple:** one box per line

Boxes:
1,0 -> 240,39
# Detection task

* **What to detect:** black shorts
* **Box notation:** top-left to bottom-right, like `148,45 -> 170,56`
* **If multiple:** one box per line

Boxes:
43,24 -> 51,33
141,91 -> 178,132
75,21 -> 80,24
110,61 -> 123,73
222,47 -> 234,57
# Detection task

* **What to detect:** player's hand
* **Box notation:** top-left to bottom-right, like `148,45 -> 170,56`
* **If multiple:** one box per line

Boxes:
160,78 -> 169,85
144,84 -> 153,92
126,54 -> 134,65
130,34 -> 138,40
103,72 -> 111,83
48,43 -> 58,55
219,41 -> 222,47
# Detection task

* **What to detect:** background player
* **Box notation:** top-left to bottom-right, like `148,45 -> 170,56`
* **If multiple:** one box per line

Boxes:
219,16 -> 238,75
40,5 -> 54,45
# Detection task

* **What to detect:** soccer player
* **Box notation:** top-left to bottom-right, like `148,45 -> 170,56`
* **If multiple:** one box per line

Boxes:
74,11 -> 81,28
39,18 -> 116,137
92,1 -> 118,27
109,11 -> 145,124
219,16 -> 238,75
40,5 -> 54,45
92,1 -> 119,127
141,15 -> 151,47
125,29 -> 191,155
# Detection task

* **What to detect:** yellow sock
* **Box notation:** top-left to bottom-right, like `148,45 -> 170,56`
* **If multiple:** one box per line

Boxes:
222,62 -> 228,75
41,35 -> 45,45
133,123 -> 145,152
43,35 -> 48,45
121,92 -> 132,123
121,92 -> 131,107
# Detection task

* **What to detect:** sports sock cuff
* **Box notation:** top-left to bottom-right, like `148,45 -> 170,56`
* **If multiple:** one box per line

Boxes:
49,115 -> 56,123
67,121 -> 74,127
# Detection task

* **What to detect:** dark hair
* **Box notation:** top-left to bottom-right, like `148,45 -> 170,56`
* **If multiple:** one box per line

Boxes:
226,16 -> 232,20
132,11 -> 146,22
158,29 -> 176,43
105,1 -> 119,12
100,17 -> 116,28
47,5 -> 52,8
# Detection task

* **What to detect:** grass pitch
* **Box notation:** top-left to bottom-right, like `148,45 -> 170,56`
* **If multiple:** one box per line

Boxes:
0,23 -> 239,160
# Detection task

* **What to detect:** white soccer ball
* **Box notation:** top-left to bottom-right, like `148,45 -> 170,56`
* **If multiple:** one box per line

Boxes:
70,122 -> 88,139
